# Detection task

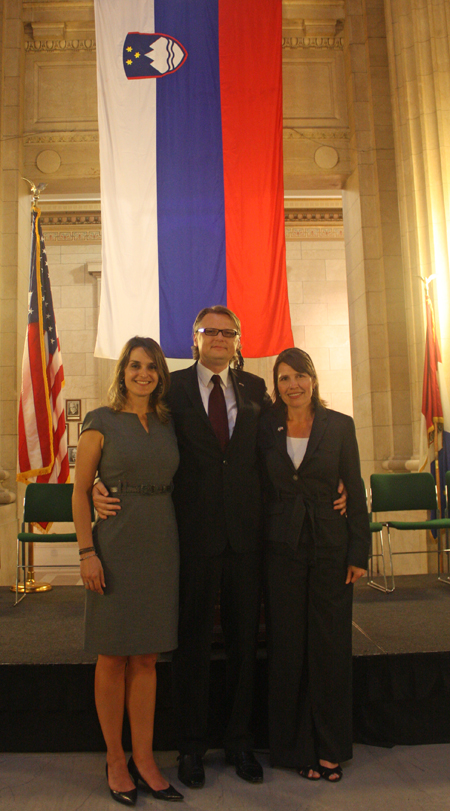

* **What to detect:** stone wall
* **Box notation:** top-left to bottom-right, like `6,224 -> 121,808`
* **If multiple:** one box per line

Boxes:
1,0 -> 447,583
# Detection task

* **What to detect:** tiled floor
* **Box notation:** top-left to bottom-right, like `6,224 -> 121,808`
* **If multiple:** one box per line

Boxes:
1,745 -> 450,810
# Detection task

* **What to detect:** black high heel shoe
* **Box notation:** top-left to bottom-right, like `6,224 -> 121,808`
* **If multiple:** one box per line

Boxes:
106,764 -> 138,806
128,756 -> 184,801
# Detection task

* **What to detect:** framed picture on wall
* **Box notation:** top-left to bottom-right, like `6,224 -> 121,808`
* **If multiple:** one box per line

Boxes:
66,399 -> 81,421
68,446 -> 77,466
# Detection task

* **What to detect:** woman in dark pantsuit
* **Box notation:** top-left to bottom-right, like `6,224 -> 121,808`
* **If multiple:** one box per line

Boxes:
258,348 -> 370,782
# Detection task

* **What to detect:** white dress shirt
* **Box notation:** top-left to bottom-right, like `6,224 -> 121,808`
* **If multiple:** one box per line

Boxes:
197,361 -> 238,437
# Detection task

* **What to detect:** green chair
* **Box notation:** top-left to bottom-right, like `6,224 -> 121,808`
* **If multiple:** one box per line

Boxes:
370,472 -> 450,593
363,479 -> 391,593
15,482 -> 91,606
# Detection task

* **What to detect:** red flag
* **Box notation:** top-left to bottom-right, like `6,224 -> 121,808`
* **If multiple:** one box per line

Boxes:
421,293 -> 443,443
17,206 -> 69,494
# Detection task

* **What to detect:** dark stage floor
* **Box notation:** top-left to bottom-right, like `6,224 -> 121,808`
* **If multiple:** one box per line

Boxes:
1,575 -> 450,752
1,574 -> 450,664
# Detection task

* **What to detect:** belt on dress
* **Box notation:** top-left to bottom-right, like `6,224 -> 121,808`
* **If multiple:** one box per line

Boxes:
109,481 -> 173,495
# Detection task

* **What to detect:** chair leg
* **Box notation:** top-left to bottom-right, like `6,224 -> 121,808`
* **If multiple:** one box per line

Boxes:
438,528 -> 450,585
14,540 -> 26,606
367,526 -> 395,593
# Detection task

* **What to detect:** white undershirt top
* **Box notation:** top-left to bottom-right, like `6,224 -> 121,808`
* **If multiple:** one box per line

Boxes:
196,361 -> 238,436
287,436 -> 309,469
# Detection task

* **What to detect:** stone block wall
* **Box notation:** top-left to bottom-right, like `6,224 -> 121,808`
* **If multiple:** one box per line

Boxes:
286,237 -> 353,416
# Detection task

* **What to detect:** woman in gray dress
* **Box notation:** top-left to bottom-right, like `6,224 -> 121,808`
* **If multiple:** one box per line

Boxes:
72,336 -> 183,806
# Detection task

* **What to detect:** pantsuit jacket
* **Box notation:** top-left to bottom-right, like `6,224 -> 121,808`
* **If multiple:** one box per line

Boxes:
258,404 -> 370,568
258,404 -> 371,767
168,362 -> 269,754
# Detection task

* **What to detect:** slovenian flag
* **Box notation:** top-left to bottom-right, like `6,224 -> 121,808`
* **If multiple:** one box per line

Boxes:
94,0 -> 293,359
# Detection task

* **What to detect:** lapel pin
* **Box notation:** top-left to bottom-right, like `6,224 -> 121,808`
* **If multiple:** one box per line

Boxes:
238,382 -> 244,387
278,426 -> 284,431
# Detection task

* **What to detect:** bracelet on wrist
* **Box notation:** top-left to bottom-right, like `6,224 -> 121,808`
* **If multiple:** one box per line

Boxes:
80,552 -> 98,562
79,546 -> 95,556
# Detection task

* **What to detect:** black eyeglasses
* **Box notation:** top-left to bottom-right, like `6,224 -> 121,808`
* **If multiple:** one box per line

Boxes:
196,328 -> 240,338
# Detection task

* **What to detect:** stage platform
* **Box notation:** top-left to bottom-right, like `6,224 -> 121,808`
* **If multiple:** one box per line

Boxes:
1,575 -> 450,752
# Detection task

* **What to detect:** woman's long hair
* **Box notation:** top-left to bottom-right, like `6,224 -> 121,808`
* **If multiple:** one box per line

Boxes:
272,347 -> 327,410
108,336 -> 171,423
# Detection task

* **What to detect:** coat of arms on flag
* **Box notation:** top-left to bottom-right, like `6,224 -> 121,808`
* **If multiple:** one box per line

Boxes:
123,33 -> 188,78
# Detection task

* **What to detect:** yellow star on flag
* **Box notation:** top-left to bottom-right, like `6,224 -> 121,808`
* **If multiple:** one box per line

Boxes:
126,46 -> 132,52
126,59 -> 132,65
134,52 -> 140,58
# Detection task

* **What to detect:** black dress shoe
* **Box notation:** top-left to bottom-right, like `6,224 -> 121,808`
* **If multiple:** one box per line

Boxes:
127,756 -> 184,801
177,753 -> 205,788
225,751 -> 263,783
105,764 -> 137,806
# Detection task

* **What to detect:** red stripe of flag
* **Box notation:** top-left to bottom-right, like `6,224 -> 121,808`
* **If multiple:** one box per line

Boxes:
422,294 -> 443,436
219,0 -> 293,356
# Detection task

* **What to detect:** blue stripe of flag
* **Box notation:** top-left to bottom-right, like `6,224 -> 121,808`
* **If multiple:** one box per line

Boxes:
155,0 -> 227,358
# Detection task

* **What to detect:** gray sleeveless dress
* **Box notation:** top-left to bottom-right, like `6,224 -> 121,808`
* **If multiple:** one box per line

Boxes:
82,407 -> 180,655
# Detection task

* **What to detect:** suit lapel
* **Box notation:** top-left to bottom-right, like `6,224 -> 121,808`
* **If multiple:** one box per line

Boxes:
182,363 -> 211,429
299,405 -> 328,468
268,405 -> 328,472
269,408 -> 296,471
229,368 -> 245,413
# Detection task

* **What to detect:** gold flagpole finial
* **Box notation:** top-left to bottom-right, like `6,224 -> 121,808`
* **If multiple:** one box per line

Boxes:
417,274 -> 436,297
22,178 -> 47,206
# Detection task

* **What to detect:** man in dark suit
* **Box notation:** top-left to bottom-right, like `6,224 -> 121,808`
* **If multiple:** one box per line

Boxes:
169,305 -> 269,788
93,305 -> 269,788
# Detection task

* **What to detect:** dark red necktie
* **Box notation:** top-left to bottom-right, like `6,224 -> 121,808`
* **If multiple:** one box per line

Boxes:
208,374 -> 229,451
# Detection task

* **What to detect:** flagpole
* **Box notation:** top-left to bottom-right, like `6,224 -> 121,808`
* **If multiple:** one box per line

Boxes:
433,417 -> 442,514
11,179 -> 53,596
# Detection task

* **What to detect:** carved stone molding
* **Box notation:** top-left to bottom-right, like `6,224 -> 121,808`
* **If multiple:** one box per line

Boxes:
285,197 -> 344,240
285,224 -> 344,240
25,39 -> 96,52
285,198 -> 341,209
24,131 -> 99,144
282,36 -> 344,49
41,213 -> 101,226
285,208 -> 343,224
25,35 -> 345,53
45,229 -> 101,244
38,200 -> 101,243
284,127 -> 350,140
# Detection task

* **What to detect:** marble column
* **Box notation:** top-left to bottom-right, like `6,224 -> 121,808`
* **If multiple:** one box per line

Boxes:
384,0 -> 450,461
342,0 -> 413,483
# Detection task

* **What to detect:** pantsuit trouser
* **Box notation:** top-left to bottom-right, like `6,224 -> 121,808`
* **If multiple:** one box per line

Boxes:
264,543 -> 353,769
172,547 -> 261,756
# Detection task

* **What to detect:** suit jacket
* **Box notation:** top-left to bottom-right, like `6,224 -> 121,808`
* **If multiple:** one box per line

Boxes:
168,363 -> 270,557
258,404 -> 371,569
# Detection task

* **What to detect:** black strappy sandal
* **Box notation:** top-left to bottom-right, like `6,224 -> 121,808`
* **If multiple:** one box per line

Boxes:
298,766 -> 321,781
318,763 -> 343,782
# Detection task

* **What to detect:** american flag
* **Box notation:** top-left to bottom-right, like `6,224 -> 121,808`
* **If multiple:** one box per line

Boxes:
17,206 -> 69,487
